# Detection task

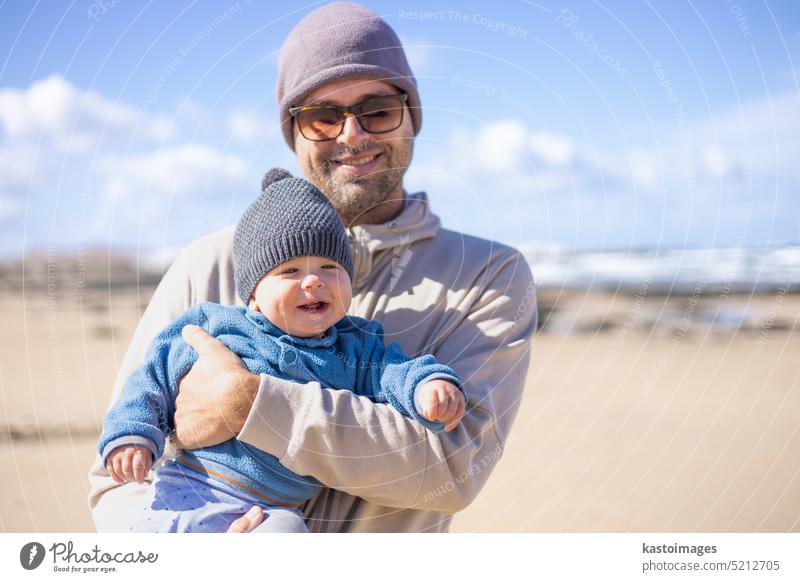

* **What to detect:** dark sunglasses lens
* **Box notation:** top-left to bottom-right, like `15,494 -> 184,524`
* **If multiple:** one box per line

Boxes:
296,95 -> 406,141
298,108 -> 344,140
356,96 -> 404,133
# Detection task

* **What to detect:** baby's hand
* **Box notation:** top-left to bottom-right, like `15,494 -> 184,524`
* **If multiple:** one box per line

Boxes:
106,445 -> 152,485
417,380 -> 465,432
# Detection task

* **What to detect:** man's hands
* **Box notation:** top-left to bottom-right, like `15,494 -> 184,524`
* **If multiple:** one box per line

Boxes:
106,445 -> 152,484
416,380 -> 465,432
174,324 -> 261,449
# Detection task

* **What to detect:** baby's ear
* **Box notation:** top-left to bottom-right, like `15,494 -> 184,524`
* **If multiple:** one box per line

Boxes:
248,297 -> 259,312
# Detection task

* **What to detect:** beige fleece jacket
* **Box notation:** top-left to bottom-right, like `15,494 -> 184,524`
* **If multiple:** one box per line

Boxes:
88,192 -> 537,532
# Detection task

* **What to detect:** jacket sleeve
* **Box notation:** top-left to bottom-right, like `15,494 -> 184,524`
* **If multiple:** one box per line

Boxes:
354,320 -> 462,433
237,249 -> 536,513
97,305 -> 207,467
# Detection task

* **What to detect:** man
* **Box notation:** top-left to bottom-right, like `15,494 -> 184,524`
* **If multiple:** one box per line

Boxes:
88,2 -> 537,533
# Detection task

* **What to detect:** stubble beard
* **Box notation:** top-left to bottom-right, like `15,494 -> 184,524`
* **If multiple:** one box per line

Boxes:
307,139 -> 412,227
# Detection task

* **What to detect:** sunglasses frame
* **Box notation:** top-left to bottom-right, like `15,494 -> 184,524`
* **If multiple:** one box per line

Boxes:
288,93 -> 409,141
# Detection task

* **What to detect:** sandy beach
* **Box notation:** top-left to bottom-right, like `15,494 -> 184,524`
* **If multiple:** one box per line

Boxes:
1,262 -> 798,532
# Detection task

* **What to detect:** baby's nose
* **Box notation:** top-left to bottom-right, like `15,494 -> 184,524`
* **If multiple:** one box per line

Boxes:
301,274 -> 324,290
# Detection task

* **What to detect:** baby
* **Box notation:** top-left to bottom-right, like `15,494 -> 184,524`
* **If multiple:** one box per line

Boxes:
98,168 -> 465,533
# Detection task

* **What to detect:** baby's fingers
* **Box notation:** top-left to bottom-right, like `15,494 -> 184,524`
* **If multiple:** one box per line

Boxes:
423,399 -> 440,421
132,449 -> 151,483
106,459 -> 124,485
112,453 -> 130,484
119,450 -> 136,483
443,391 -> 461,420
443,393 -> 466,432
435,383 -> 454,417
117,451 -> 133,483
420,386 -> 440,420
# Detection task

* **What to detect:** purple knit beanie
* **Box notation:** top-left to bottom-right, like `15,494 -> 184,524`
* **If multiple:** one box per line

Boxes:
277,2 -> 421,151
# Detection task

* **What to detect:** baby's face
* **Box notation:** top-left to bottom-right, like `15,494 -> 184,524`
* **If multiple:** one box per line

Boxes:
248,255 -> 352,338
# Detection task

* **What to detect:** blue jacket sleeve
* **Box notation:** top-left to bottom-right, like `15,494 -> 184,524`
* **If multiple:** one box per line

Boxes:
97,304 -> 208,465
356,320 -> 463,433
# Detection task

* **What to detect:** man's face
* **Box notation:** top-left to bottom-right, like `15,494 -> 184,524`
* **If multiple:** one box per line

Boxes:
293,78 -> 414,226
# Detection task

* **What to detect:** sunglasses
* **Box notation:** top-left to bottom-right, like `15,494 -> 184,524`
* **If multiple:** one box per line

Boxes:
288,93 -> 408,142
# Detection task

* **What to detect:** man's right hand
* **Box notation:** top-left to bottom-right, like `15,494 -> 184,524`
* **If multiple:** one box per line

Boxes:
174,324 -> 261,449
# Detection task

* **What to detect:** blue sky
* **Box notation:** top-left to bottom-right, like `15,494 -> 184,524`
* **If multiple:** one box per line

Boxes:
1,0 -> 798,258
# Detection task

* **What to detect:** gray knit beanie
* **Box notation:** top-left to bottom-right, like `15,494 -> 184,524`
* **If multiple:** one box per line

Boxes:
277,2 -> 421,150
233,168 -> 354,304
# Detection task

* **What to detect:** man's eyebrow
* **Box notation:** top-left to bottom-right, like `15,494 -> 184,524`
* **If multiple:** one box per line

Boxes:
302,92 -> 395,107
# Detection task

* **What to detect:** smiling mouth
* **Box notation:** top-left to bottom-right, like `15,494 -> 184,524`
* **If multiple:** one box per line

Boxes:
297,301 -> 329,313
331,153 -> 380,167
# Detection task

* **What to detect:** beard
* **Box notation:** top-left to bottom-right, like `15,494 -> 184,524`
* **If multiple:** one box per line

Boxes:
306,137 -> 412,226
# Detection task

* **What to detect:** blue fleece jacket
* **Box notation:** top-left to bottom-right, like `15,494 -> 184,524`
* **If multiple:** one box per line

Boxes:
98,302 -> 461,508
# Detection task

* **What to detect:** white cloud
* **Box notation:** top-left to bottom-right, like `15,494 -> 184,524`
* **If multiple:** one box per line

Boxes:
0,142 -> 48,190
0,193 -> 20,222
529,130 -> 573,166
226,109 -> 276,143
88,145 -> 250,244
681,89 -> 799,182
705,89 -> 800,139
701,145 -> 733,178
474,119 -> 529,173
433,88 -> 799,196
466,122 -> 579,177
398,35 -> 435,74
0,74 -> 174,149
627,149 -> 660,189
2,73 -> 796,253
174,98 -> 208,125
412,87 -> 800,247
96,144 -> 246,202
0,76 -> 284,254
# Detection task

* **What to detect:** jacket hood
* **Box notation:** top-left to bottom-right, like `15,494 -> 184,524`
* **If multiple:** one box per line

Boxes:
346,192 -> 439,290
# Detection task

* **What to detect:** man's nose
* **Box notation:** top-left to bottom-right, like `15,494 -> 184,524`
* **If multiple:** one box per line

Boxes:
301,273 -> 325,290
336,113 -> 367,144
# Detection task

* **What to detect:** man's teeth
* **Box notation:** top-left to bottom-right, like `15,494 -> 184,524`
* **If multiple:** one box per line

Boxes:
336,155 -> 377,166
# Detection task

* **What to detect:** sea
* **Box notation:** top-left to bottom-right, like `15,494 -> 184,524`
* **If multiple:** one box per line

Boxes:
521,241 -> 800,294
